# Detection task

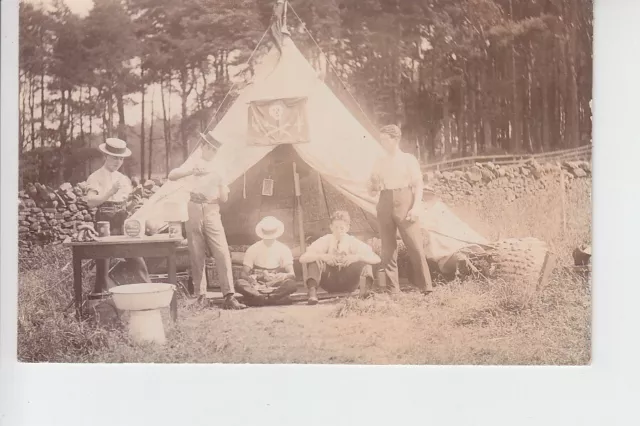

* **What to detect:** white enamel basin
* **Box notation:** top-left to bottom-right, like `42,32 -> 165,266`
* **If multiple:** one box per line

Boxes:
110,283 -> 175,312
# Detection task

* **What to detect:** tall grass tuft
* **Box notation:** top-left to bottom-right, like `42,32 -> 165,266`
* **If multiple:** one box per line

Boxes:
17,245 -> 128,362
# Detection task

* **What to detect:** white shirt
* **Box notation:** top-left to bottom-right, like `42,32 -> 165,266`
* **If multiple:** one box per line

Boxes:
174,159 -> 227,199
370,148 -> 422,190
306,234 -> 376,258
243,240 -> 294,270
85,166 -> 133,202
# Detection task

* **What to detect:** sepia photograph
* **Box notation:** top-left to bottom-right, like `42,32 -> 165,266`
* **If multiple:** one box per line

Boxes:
15,0 -> 592,365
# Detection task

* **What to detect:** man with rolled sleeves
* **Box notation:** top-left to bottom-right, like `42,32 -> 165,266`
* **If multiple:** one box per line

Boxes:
168,132 -> 246,310
368,125 -> 433,295
85,138 -> 151,293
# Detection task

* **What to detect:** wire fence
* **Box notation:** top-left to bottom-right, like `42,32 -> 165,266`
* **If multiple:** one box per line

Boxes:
421,145 -> 592,174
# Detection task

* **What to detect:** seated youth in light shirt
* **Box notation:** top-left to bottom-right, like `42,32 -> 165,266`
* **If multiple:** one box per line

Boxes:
299,211 -> 381,305
235,216 -> 298,307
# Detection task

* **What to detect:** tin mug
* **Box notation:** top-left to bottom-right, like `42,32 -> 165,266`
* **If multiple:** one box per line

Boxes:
97,221 -> 110,237
377,269 -> 386,289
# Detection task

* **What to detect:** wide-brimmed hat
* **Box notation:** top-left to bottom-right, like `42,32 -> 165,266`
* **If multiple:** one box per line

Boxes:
99,138 -> 132,158
255,216 -> 285,240
199,131 -> 223,150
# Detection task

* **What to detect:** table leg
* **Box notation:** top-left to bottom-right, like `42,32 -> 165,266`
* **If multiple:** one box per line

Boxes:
72,249 -> 83,321
168,254 -> 177,322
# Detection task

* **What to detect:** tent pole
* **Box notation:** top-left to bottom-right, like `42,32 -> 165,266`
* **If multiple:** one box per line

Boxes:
293,162 -> 308,285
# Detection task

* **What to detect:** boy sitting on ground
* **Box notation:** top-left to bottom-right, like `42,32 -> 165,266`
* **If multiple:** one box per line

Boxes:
235,216 -> 298,307
299,211 -> 381,305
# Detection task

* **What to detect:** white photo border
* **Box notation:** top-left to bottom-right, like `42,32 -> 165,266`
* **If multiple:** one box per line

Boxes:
2,0 -> 640,424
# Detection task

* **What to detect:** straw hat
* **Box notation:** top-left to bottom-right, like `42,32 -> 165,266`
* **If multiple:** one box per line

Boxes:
99,138 -> 132,158
255,216 -> 285,240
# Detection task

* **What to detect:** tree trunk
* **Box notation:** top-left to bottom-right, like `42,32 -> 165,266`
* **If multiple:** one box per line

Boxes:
181,91 -> 189,162
443,89 -> 452,157
60,89 -> 67,148
479,55 -> 492,153
457,86 -> 466,156
108,93 -> 115,138
140,70 -> 146,181
58,88 -> 68,184
102,95 -> 108,143
541,46 -> 551,151
148,90 -> 155,180
566,1 -> 581,148
19,76 -> 26,152
40,69 -> 46,148
160,77 -> 171,177
523,45 -> 532,153
116,91 -> 126,140
69,92 -> 75,144
29,77 -> 36,150
88,88 -> 93,140
508,0 -> 522,153
469,67 -> 478,156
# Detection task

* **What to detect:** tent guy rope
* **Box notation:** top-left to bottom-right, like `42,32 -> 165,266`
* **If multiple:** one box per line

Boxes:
288,4 -> 379,134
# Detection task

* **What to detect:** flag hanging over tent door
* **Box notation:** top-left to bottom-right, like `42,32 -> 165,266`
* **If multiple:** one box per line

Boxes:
248,97 -> 310,146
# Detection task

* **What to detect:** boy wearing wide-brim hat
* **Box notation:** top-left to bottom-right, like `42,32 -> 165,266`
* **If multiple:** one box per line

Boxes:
168,132 -> 245,309
85,138 -> 151,292
234,216 -> 298,307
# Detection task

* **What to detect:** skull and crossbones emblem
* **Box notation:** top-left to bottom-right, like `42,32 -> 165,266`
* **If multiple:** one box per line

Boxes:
268,103 -> 285,121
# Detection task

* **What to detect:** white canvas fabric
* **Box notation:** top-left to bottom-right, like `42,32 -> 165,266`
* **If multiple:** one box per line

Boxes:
131,37 -> 488,270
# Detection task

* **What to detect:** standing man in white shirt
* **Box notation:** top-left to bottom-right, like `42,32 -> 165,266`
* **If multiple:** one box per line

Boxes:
235,216 -> 298,306
368,125 -> 433,295
300,211 -> 381,305
167,133 -> 246,310
85,138 -> 151,293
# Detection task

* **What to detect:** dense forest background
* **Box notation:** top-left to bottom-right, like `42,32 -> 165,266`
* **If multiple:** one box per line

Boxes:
18,0 -> 593,186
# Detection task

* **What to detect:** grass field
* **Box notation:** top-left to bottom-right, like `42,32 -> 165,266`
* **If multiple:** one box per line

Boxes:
17,177 -> 591,364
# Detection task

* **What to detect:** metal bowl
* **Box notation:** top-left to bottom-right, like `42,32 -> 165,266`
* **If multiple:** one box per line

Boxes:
110,283 -> 175,311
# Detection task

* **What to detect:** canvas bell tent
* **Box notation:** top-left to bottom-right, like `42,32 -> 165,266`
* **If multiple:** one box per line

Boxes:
131,35 -> 488,274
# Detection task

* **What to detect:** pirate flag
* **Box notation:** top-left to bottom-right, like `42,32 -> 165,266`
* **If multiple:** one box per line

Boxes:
247,97 -> 310,146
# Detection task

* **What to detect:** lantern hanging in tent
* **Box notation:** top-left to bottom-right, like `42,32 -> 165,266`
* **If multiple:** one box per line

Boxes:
262,176 -> 274,196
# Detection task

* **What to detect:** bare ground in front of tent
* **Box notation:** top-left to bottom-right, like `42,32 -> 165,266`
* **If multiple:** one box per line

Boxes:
17,180 -> 591,364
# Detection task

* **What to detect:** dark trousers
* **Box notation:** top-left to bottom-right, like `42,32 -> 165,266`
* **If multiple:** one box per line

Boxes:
235,267 -> 298,306
306,261 -> 373,293
94,205 -> 151,293
376,188 -> 433,292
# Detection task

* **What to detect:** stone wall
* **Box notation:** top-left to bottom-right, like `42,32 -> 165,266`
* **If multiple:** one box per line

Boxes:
424,159 -> 591,204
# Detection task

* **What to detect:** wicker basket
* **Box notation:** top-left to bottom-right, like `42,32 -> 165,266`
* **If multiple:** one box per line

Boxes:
465,237 -> 555,291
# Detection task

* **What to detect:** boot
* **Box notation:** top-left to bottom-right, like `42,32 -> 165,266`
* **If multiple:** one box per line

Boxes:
307,280 -> 319,305
223,294 -> 246,310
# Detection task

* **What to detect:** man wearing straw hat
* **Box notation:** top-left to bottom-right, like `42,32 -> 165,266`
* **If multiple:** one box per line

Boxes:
234,216 -> 298,306
368,124 -> 433,295
85,138 -> 151,292
168,132 -> 246,310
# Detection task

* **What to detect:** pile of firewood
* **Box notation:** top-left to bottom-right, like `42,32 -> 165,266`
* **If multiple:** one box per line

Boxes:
18,179 -> 161,253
